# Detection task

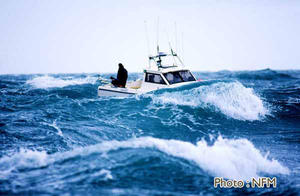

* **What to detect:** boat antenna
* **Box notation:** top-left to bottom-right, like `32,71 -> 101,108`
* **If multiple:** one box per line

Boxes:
169,42 -> 177,66
175,22 -> 178,53
144,20 -> 151,68
174,28 -> 185,67
163,26 -> 176,67
181,31 -> 184,67
156,17 -> 162,68
156,17 -> 160,54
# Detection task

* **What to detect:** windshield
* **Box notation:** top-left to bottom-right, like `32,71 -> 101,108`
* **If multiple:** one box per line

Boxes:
145,73 -> 166,85
163,71 -> 196,85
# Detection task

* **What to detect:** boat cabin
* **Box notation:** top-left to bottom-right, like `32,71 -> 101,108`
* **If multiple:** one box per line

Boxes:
144,69 -> 196,85
138,48 -> 197,90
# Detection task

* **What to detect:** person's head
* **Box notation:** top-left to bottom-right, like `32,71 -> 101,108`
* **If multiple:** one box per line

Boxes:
118,63 -> 124,68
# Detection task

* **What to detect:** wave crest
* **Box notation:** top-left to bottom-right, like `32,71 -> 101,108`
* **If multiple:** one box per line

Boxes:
0,136 -> 289,181
26,75 -> 97,88
151,81 -> 269,121
104,136 -> 289,180
0,149 -> 48,174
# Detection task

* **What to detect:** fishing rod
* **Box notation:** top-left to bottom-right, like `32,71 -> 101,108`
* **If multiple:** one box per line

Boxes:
144,20 -> 151,68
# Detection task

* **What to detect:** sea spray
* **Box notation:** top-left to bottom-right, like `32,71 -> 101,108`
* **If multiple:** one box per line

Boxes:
26,75 -> 98,88
0,136 -> 289,181
151,81 -> 269,121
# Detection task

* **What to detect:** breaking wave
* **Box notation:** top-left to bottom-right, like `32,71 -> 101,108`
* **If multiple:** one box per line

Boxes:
151,81 -> 269,121
26,75 -> 97,88
0,149 -> 48,175
0,136 -> 289,181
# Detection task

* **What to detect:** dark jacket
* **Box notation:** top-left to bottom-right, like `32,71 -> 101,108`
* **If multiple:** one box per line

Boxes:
117,66 -> 128,87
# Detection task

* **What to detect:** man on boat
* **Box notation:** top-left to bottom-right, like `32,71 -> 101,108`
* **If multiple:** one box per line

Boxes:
110,63 -> 128,88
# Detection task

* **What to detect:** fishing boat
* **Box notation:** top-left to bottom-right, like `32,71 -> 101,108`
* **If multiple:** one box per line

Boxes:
98,46 -> 198,97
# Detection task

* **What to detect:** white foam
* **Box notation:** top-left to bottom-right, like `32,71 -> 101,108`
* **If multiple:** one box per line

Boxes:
97,169 -> 113,180
41,120 -> 63,137
151,81 -> 269,121
0,136 -> 289,181
26,75 -> 97,88
95,136 -> 289,180
0,149 -> 48,174
58,136 -> 290,180
50,120 -> 63,137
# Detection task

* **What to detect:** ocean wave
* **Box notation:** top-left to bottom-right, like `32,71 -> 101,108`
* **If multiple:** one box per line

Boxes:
26,75 -> 98,89
233,69 -> 294,80
0,149 -> 48,175
0,136 -> 289,181
150,81 -> 269,121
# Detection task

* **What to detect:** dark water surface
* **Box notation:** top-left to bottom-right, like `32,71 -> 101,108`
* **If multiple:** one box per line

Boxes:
0,69 -> 299,195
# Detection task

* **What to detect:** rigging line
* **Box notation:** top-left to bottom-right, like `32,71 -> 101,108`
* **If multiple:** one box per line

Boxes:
144,21 -> 150,56
164,25 -> 177,67
175,22 -> 178,53
181,32 -> 184,67
156,17 -> 160,54
144,20 -> 151,68
169,42 -> 177,66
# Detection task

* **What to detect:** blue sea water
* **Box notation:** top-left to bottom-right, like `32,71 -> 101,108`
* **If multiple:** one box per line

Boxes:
0,69 -> 299,195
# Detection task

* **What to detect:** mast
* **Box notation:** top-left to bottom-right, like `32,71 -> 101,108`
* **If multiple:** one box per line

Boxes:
144,21 -> 151,68
147,20 -> 185,70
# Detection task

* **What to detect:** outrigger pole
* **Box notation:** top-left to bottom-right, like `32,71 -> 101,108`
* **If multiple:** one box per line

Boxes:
144,20 -> 151,68
147,19 -> 185,70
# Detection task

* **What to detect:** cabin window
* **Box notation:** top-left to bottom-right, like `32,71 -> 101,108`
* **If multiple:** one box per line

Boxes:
145,73 -> 166,84
179,71 -> 196,82
163,71 -> 196,84
164,72 -> 182,84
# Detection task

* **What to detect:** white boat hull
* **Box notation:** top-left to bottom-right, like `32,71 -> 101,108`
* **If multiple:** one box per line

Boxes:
98,80 -> 198,97
98,86 -> 138,97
